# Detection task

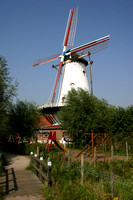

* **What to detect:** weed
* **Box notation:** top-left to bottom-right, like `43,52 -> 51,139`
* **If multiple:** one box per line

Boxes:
42,150 -> 133,200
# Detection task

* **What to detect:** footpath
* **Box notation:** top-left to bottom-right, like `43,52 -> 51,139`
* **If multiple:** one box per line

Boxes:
0,153 -> 45,200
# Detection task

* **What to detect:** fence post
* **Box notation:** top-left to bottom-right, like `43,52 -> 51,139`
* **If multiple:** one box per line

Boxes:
0,153 -> 1,168
81,154 -> 84,185
94,147 -> 96,168
37,146 -> 39,157
111,145 -> 113,161
111,171 -> 114,200
68,150 -> 71,162
30,152 -> 33,165
47,157 -> 52,187
92,132 -> 94,158
39,162 -> 43,182
34,155 -> 38,176
126,141 -> 129,160
104,133 -> 107,159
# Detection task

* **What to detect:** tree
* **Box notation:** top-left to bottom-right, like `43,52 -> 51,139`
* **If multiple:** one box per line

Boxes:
8,100 -> 40,139
0,56 -> 18,139
111,105 -> 133,138
125,106 -> 133,133
58,88 -> 113,146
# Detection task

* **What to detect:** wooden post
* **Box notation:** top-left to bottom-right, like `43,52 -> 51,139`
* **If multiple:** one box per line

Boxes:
47,166 -> 52,187
81,154 -> 84,185
88,54 -> 93,96
30,153 -> 33,165
68,150 -> 71,162
47,157 -> 52,187
104,133 -> 107,158
85,135 -> 87,158
111,145 -> 113,161
126,141 -> 129,160
37,146 -> 39,157
40,163 -> 43,182
94,147 -> 96,168
34,157 -> 37,176
92,132 -> 94,158
111,171 -> 114,200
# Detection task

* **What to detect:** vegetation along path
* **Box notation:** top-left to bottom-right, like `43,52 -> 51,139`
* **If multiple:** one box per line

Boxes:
0,153 -> 45,200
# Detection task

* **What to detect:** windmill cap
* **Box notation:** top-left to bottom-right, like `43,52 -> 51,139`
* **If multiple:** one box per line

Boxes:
65,52 -> 88,66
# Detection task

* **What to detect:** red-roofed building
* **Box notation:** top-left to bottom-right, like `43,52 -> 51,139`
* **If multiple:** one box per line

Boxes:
35,115 -> 69,143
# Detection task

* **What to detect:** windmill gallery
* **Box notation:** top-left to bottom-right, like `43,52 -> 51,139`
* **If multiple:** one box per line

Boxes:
33,8 -> 110,145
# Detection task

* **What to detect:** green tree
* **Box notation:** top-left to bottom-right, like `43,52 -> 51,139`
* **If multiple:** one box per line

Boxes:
111,107 -> 126,135
58,88 -> 113,146
8,100 -> 40,139
125,106 -> 133,133
0,56 -> 18,139
108,106 -> 133,153
110,105 -> 133,138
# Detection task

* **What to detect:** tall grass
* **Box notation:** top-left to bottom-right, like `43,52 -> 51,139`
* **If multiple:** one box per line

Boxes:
42,151 -> 133,200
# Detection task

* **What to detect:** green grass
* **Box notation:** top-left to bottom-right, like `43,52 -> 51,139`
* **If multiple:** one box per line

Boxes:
41,151 -> 133,200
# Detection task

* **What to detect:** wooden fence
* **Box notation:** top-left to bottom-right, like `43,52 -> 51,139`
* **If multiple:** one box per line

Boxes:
30,155 -> 52,187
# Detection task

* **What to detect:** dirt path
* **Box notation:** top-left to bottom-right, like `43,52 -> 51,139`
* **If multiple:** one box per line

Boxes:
65,150 -> 128,163
0,153 -> 45,200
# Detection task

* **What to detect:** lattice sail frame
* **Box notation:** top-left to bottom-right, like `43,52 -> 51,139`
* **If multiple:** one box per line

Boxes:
33,35 -> 110,67
63,7 -> 78,47
67,35 -> 110,57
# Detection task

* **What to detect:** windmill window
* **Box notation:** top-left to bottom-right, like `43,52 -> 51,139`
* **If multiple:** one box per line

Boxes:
63,132 -> 70,137
70,83 -> 75,86
62,96 -> 65,102
43,132 -> 49,138
83,70 -> 86,75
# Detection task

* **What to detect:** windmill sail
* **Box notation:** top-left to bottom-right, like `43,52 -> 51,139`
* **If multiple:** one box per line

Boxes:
68,35 -> 110,56
51,7 -> 78,103
33,53 -> 61,67
63,7 -> 78,47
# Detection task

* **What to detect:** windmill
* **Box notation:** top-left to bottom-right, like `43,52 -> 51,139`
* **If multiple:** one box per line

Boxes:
33,7 -> 110,109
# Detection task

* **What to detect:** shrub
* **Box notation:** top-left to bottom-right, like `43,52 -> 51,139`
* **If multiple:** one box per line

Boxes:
109,158 -> 133,179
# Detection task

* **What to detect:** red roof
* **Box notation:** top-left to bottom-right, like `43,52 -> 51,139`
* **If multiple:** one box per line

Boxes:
40,124 -> 62,130
36,115 -> 52,128
36,116 -> 62,130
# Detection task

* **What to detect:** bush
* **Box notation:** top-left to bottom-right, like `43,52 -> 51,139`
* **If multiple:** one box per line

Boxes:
2,142 -> 47,156
109,158 -> 133,179
25,143 -> 46,155
111,134 -> 133,156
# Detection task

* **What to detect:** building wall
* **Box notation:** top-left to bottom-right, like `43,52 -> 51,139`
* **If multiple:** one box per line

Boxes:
36,116 -> 71,143
37,129 -> 71,143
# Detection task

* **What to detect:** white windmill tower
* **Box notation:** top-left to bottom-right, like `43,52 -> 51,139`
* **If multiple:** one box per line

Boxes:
33,8 -> 110,110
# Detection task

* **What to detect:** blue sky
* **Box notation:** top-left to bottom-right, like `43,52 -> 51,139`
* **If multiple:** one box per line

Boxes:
0,0 -> 133,108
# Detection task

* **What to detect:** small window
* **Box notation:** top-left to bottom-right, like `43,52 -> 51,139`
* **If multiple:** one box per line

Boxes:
38,133 -> 41,137
43,132 -> 49,138
70,83 -> 75,86
62,96 -> 65,102
63,132 -> 70,137
83,70 -> 86,75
